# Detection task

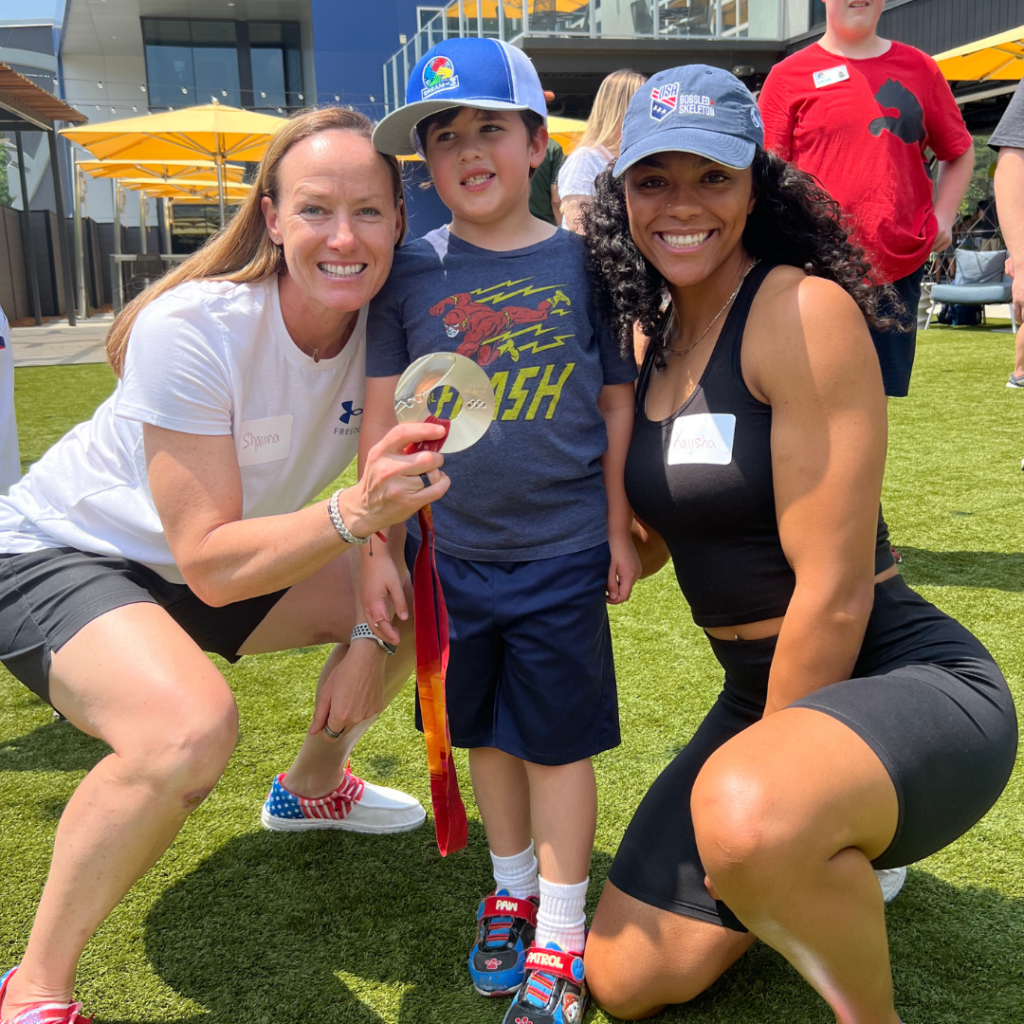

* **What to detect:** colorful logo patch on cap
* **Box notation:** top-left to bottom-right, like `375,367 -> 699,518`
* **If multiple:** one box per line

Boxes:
650,82 -> 679,121
422,55 -> 459,99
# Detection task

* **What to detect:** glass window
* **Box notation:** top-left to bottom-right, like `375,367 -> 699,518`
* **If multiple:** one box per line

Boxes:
142,18 -> 302,112
250,22 -> 303,111
810,0 -> 826,28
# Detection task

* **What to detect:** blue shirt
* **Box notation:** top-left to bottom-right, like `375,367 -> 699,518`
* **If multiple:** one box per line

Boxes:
367,227 -> 636,561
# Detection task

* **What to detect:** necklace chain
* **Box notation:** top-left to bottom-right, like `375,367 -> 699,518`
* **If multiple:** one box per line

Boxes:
663,257 -> 760,358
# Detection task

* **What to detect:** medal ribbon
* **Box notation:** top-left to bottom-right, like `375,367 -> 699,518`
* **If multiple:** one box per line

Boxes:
407,415 -> 468,856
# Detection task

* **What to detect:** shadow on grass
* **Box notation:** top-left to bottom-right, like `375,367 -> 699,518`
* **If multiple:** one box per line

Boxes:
0,719 -> 110,772
133,847 -> 1024,1024
140,821 -> 613,1024
897,548 -> 1024,592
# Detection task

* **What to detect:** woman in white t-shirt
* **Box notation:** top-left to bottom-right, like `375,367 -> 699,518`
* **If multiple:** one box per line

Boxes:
558,69 -> 646,233
0,108 -> 450,1023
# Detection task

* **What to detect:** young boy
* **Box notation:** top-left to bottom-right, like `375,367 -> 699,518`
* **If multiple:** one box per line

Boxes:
366,37 -> 639,1024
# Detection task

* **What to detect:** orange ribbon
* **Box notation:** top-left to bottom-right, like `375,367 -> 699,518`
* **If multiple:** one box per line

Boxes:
407,416 -> 468,856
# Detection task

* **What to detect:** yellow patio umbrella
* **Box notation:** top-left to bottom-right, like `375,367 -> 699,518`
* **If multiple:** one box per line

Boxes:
441,1 -> 589,15
934,25 -> 1024,81
397,115 -> 588,162
117,178 -> 252,201
62,103 -> 285,225
77,159 -> 245,184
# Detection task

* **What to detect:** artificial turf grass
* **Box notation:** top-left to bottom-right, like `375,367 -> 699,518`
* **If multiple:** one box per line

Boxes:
0,323 -> 1022,1023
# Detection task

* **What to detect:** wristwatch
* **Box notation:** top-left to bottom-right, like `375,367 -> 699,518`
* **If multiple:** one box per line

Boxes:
350,622 -> 397,656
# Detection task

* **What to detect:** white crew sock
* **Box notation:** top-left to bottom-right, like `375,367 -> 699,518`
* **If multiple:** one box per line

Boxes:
535,875 -> 588,953
491,841 -> 539,900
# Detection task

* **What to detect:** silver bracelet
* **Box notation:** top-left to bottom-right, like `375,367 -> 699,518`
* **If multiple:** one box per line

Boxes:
351,622 -> 397,655
328,489 -> 368,545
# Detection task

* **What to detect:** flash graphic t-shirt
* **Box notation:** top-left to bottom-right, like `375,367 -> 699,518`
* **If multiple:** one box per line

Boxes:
0,278 -> 367,582
367,227 -> 636,561
759,41 -> 972,284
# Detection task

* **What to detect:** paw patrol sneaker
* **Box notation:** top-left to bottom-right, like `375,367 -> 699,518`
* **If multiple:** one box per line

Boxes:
469,890 -> 539,997
500,943 -> 588,1024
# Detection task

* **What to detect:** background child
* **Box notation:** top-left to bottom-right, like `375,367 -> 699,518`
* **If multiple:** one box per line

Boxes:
366,37 -> 639,1024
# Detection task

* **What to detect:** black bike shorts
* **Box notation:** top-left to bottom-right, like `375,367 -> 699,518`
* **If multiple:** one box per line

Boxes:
608,575 -> 1018,932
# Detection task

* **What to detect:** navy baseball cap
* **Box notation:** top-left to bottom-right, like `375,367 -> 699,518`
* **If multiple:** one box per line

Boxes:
614,65 -> 764,176
373,38 -> 547,158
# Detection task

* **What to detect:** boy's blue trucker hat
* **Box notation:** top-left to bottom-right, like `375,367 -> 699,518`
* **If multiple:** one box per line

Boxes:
614,65 -> 763,176
373,37 -> 547,157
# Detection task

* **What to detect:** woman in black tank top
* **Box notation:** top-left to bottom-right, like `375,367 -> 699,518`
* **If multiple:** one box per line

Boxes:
577,68 -> 1016,1023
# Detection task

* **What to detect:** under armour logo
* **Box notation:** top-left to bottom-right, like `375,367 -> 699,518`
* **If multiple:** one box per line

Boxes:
338,400 -> 363,424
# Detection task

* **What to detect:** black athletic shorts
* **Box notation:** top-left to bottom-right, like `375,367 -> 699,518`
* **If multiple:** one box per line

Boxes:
608,574 -> 1018,932
0,547 -> 288,707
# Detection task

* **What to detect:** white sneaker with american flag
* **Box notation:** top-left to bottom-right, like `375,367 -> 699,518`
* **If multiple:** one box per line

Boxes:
260,768 -> 426,834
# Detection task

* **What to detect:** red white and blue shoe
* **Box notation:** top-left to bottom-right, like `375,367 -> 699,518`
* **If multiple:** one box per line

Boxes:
469,890 -> 539,997
260,767 -> 425,834
500,943 -> 588,1024
0,967 -> 92,1024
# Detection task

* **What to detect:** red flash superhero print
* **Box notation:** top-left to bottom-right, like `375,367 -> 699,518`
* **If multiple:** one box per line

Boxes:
429,292 -> 554,366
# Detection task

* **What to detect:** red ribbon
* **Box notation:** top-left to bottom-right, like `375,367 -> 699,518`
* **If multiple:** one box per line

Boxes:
406,415 -> 468,856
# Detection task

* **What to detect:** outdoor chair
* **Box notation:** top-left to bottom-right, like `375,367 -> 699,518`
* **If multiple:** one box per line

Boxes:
925,246 -> 1017,332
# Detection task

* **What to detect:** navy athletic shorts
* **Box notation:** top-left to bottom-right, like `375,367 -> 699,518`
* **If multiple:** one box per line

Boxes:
608,574 -> 1017,931
0,547 -> 288,707
869,265 -> 926,398
405,537 -> 620,766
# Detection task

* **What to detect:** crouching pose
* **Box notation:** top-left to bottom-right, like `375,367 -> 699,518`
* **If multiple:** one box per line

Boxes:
0,108 -> 449,1024
581,67 -> 1017,1023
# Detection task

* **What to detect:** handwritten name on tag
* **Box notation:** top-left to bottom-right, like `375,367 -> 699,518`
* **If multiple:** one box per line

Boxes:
667,413 -> 736,466
237,415 -> 293,467
813,64 -> 850,89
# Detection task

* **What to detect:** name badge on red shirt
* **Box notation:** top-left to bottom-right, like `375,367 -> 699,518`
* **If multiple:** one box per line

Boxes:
813,65 -> 850,89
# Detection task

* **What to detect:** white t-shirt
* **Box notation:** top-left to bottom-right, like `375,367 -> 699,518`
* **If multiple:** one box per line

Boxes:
557,144 -> 614,202
0,277 -> 367,583
0,307 -> 20,495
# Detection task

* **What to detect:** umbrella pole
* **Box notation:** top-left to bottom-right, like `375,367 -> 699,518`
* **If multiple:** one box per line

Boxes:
216,153 -> 226,229
139,190 -> 148,255
73,153 -> 87,318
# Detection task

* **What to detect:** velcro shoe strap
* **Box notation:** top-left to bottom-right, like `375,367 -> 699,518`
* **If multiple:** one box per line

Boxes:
524,946 -> 586,985
480,895 -> 538,925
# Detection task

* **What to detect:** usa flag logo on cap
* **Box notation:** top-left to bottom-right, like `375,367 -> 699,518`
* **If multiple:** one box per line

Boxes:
650,82 -> 679,121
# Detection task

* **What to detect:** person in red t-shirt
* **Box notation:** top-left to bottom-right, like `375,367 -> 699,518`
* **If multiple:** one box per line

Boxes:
759,0 -> 974,397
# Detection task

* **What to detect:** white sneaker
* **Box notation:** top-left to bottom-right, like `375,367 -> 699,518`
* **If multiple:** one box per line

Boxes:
875,866 -> 907,903
260,769 -> 426,834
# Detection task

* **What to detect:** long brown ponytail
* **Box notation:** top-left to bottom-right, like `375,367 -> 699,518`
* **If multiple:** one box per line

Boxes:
105,107 -> 407,376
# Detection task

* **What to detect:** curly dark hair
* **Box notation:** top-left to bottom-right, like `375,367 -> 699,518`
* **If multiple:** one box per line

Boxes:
582,148 -> 900,360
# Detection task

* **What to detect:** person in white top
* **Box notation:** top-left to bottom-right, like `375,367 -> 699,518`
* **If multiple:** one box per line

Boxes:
557,69 -> 646,233
0,306 -> 20,494
0,108 -> 451,1024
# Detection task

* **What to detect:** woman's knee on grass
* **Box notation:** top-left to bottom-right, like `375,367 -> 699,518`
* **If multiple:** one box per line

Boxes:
586,886 -> 742,1018
109,673 -> 239,809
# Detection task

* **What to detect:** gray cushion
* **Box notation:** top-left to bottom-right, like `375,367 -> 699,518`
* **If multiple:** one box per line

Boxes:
953,247 -> 1007,285
932,282 -> 1012,304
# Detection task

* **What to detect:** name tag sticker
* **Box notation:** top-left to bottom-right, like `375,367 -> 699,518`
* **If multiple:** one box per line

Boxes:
813,64 -> 850,89
237,414 -> 293,467
667,413 -> 736,466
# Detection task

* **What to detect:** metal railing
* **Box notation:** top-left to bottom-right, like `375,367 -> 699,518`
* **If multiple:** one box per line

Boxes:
384,0 -> 783,111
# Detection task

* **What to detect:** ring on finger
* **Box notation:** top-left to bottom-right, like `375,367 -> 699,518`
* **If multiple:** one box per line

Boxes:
419,472 -> 432,489
324,723 -> 345,739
